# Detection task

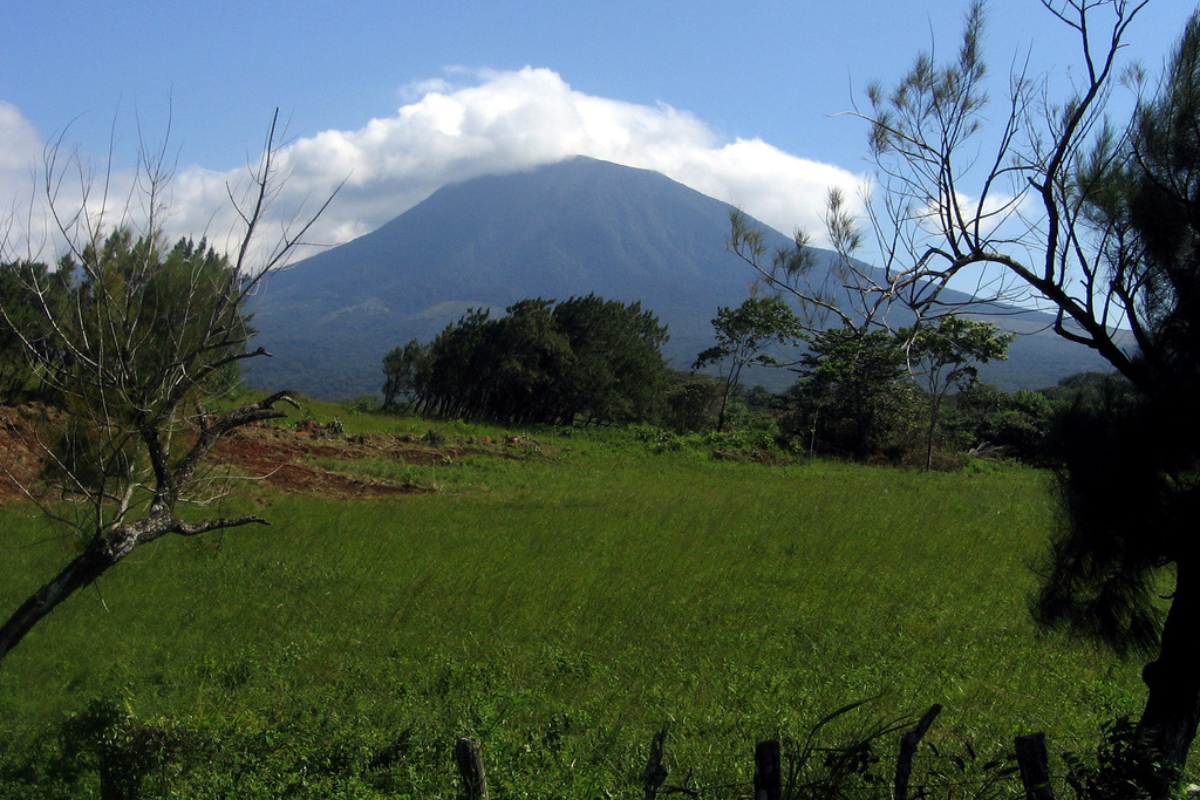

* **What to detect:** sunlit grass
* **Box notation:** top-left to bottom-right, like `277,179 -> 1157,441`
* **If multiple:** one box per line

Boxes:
0,433 -> 1149,797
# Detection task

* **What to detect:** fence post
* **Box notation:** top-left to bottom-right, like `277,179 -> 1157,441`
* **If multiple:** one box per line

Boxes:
1015,732 -> 1055,800
755,739 -> 782,800
641,725 -> 670,800
455,736 -> 489,800
895,703 -> 943,800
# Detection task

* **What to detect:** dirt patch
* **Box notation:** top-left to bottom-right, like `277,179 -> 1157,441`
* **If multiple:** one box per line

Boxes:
0,406 -> 532,502
0,405 -> 51,502
212,425 -> 472,499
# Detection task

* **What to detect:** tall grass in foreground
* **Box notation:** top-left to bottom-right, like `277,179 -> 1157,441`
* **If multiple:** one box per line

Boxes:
0,438 -> 1151,798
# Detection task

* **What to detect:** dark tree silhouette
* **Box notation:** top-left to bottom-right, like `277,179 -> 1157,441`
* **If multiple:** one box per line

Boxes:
394,295 -> 669,426
1032,10 -> 1200,786
737,0 -> 1200,789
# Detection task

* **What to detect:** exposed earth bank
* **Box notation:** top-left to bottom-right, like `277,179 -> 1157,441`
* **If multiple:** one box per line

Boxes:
0,405 -> 527,502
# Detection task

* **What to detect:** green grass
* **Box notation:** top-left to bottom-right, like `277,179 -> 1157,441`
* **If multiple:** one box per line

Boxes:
0,427 -> 1153,798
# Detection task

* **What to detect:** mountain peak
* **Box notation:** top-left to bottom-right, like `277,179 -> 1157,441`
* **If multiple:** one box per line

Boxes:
248,158 -> 765,398
248,157 -> 1113,399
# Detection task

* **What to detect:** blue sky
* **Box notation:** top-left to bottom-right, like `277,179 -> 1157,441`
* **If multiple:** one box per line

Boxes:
1,0 -> 1195,256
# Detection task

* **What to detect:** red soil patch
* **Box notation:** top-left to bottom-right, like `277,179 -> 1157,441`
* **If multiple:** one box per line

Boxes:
0,405 -> 44,502
0,406 -> 519,502
212,425 -> 463,499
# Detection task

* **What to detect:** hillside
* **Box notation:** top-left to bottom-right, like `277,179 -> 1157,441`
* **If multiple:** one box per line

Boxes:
246,156 -> 1116,398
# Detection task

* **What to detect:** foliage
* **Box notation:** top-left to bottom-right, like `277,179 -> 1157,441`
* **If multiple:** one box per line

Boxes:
0,432 -> 1152,797
783,326 -> 919,461
950,383 -> 1056,463
904,317 -> 1013,471
0,260 -> 69,404
663,371 -> 725,432
1039,373 -> 1135,409
1064,717 -> 1174,800
904,319 -> 1012,396
380,339 -> 426,410
551,293 -> 671,425
694,294 -> 802,431
391,294 -> 670,426
778,700 -> 906,800
1032,387 -> 1167,656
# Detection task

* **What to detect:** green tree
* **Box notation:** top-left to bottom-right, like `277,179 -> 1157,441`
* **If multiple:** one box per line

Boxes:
552,294 -> 669,425
490,298 -> 575,423
417,308 -> 494,419
789,326 -> 915,460
381,339 -> 427,410
0,112 -> 336,665
397,295 -> 670,426
0,260 -> 68,403
694,294 -> 802,431
1039,371 -> 1135,408
904,316 -> 1013,470
951,382 -> 1056,462
663,372 -> 725,432
750,0 -> 1200,787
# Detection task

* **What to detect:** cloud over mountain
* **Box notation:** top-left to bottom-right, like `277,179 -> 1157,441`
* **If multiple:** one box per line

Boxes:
1,69 -> 864,261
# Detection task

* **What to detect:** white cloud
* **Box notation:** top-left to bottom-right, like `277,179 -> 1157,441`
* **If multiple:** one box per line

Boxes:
2,69 -> 867,266
0,102 -> 41,175
0,102 -> 48,256
0,103 -> 163,260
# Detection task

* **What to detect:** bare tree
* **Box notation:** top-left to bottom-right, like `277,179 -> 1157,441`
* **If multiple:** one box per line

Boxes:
0,110 -> 337,665
728,1 -> 1149,353
733,0 -> 1200,789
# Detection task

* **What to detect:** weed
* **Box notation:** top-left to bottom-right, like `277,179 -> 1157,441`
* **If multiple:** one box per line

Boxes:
1064,717 -> 1176,800
421,428 -> 448,447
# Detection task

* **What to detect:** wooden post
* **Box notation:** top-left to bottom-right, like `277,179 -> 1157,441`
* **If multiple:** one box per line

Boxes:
754,739 -> 782,800
640,725 -> 670,800
895,703 -> 943,800
1015,732 -> 1055,800
455,736 -> 489,800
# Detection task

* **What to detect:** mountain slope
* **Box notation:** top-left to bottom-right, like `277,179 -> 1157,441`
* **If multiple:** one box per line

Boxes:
247,156 -> 1115,399
248,157 -> 766,397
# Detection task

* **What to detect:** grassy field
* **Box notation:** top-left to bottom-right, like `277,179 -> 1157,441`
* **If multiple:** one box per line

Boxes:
0,410 -> 1155,798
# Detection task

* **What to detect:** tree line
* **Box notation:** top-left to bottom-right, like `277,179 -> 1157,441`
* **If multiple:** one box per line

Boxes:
381,294 -> 670,426
376,288 -> 1115,474
692,305 -> 1014,468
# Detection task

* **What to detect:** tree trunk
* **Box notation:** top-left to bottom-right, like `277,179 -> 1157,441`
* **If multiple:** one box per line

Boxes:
925,396 -> 941,473
1014,733 -> 1056,800
1137,556 -> 1200,796
0,538 -> 121,663
717,362 -> 740,434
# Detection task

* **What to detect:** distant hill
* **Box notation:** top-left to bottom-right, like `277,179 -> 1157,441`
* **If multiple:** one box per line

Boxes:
246,156 -> 1117,399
